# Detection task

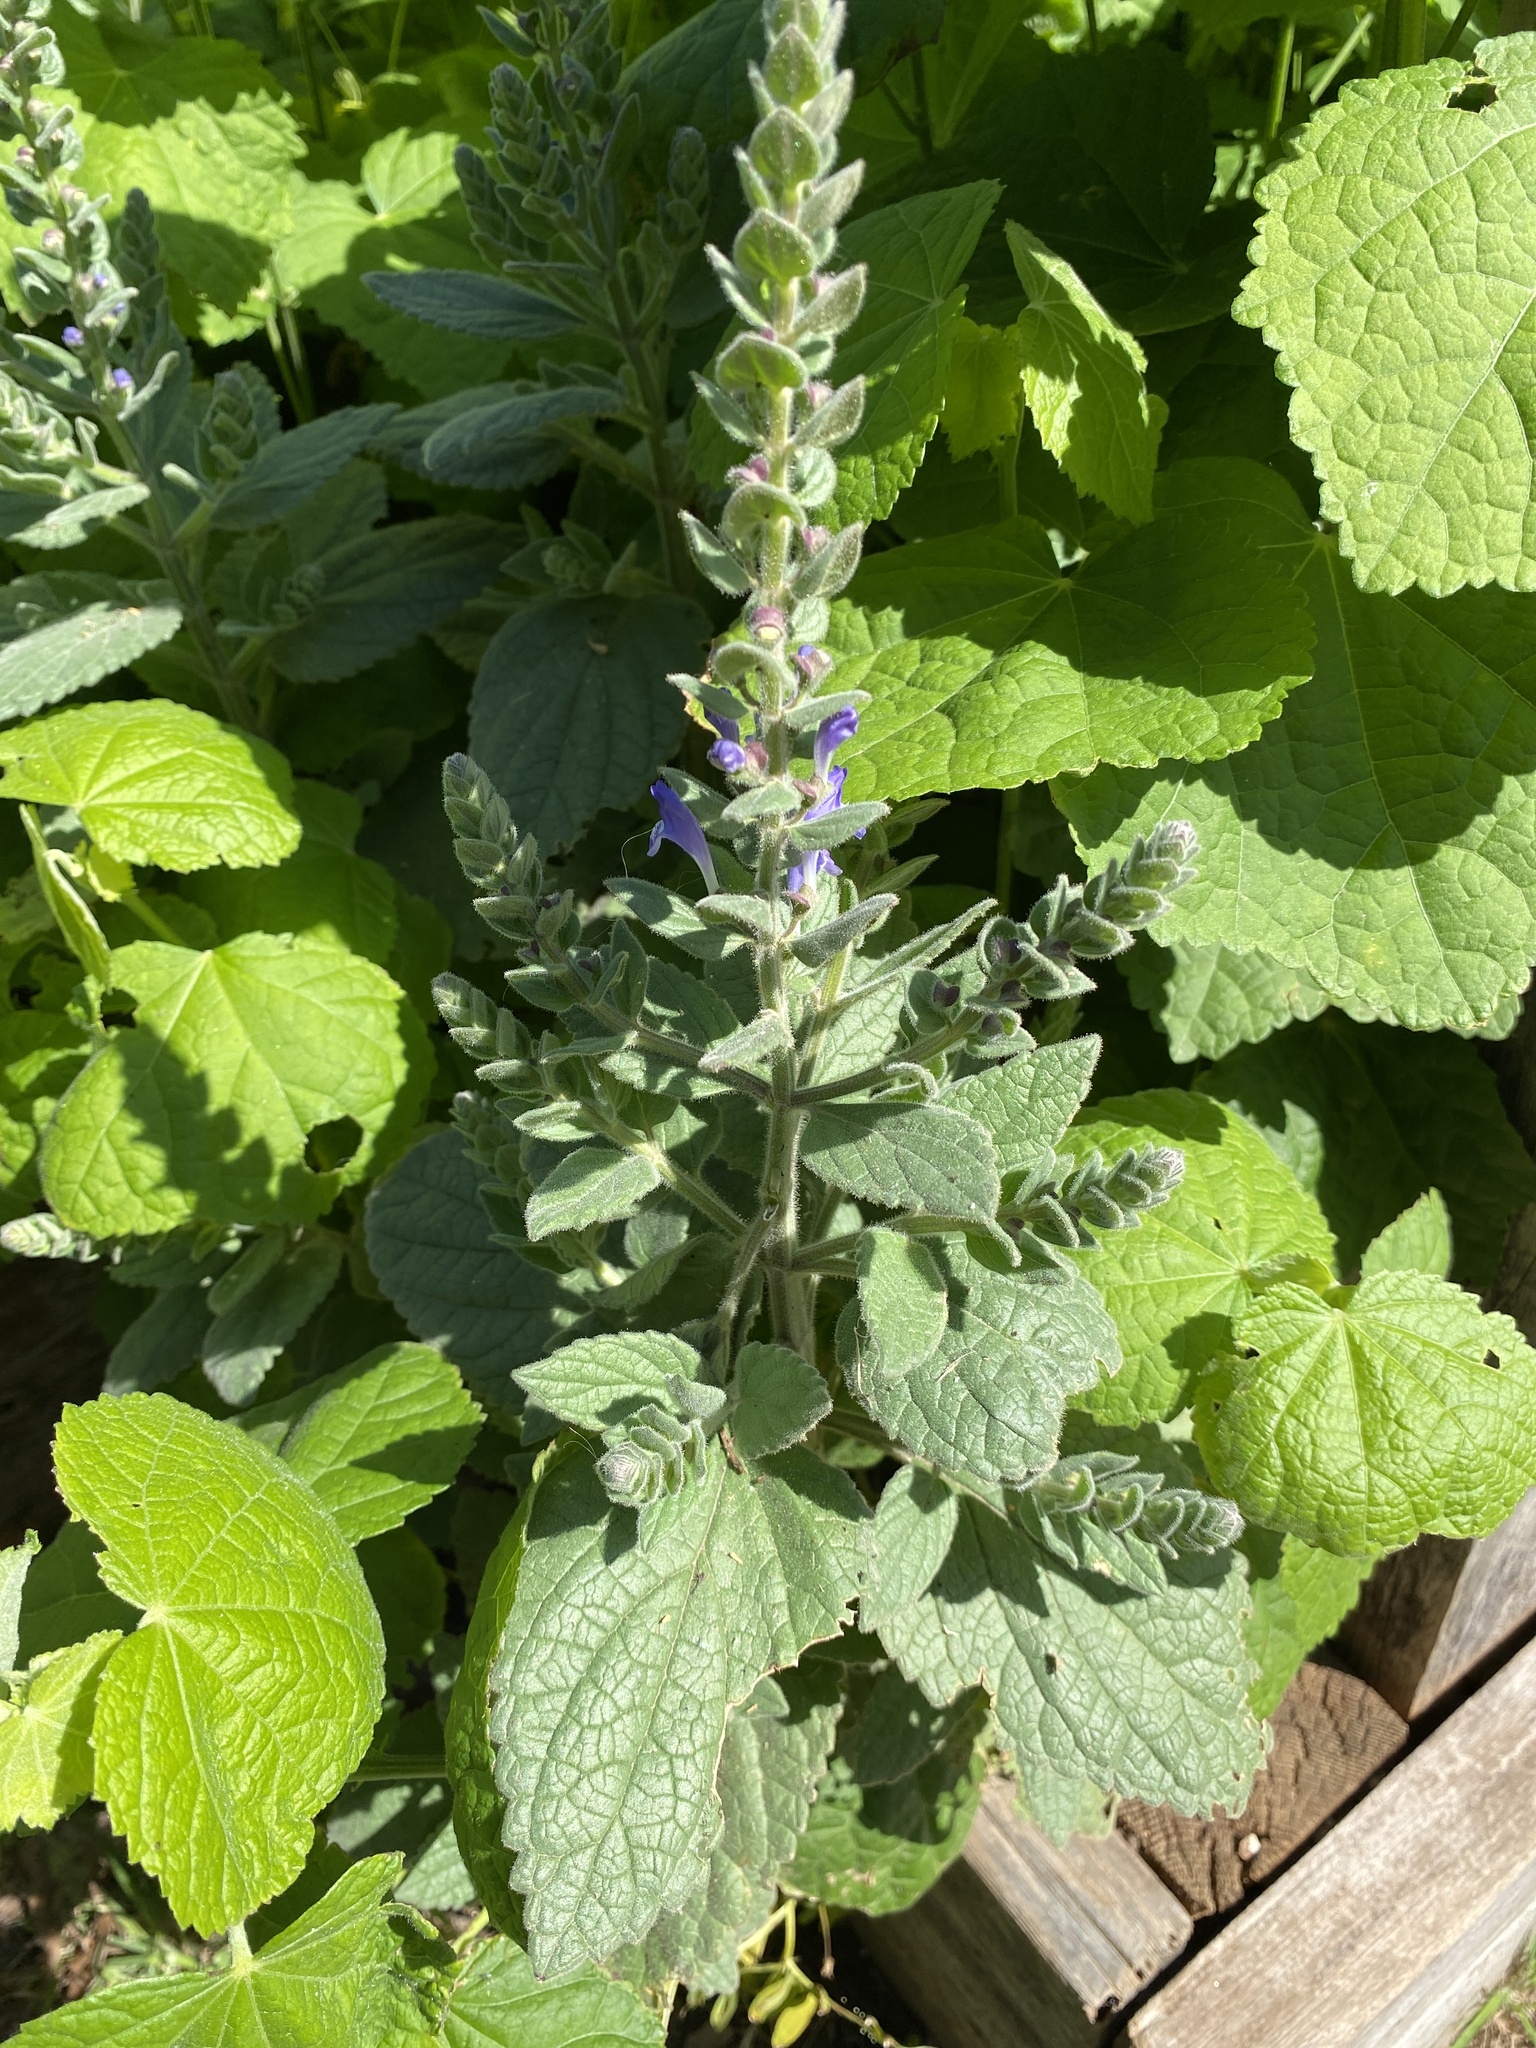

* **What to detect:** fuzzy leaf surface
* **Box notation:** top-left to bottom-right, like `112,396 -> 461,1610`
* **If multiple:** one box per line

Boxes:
0,577 -> 181,723
1063,1090 -> 1335,1425
801,1101 -> 1001,1225
944,1037 -> 1099,1180
515,1331 -> 705,1433
871,1477 -> 1262,1811
438,1933 -> 663,2048
0,701 -> 299,871
489,1444 -> 868,1974
1197,1273 -> 1536,1555
445,1502 -> 529,1943
53,1395 -> 384,1933
43,935 -> 422,1235
1361,1190 -> 1454,1281
1123,941 -> 1328,1064
525,1147 -> 661,1242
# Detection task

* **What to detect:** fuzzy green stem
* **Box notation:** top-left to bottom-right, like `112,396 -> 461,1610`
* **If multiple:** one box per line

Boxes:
1263,17 -> 1298,145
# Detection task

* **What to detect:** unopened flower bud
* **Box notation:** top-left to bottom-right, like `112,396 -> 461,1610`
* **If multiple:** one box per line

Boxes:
931,980 -> 960,1008
110,367 -> 132,391
750,605 -> 786,641
60,324 -> 83,348
709,737 -> 748,773
802,524 -> 831,553
39,226 -> 62,252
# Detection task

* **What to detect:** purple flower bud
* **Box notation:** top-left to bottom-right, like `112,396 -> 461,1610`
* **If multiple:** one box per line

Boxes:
786,765 -> 852,897
802,525 -> 831,554
110,367 -> 132,391
39,227 -> 62,253
813,704 -> 857,779
744,740 -> 769,772
794,643 -> 833,689
729,454 -> 770,483
805,381 -> 832,407
648,780 -> 719,894
60,325 -> 83,348
749,605 -> 786,641
709,738 -> 748,773
931,980 -> 960,1008
89,269 -> 111,291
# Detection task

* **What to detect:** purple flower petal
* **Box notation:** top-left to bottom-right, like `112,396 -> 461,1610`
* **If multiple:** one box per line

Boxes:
813,706 -> 858,780
648,780 -> 719,894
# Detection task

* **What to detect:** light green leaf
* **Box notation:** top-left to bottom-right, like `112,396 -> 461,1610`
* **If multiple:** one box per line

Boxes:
43,933 -> 424,1235
467,595 -> 705,855
201,1237 -> 343,1406
438,1932 -> 663,2048
874,1479 -> 1263,1812
1058,459 -> 1536,1032
446,1499 -> 529,1943
0,1529 -> 36,1670
943,316 -> 1023,460
524,1146 -> 661,1242
1361,1190 -> 1454,1281
0,577 -> 181,724
862,1468 -> 959,1639
365,1131 -> 591,1413
0,1631 -> 118,1830
840,1245 -> 1118,1487
213,406 -> 397,531
944,1037 -> 1099,1180
54,1394 -> 384,1932
855,1230 -> 948,1376
490,1440 -> 868,1974
1197,1013 -> 1536,1289
16,1522 -> 136,1665
1239,1529 -> 1372,1721
839,495 -> 1313,798
637,1669 -> 841,1993
180,780 -> 399,964
1197,1272 -> 1536,1555
1007,223 -> 1166,523
1235,38 -> 1536,596
802,1101 -> 1001,1225
268,517 -> 511,684
1062,1089 -> 1336,1426
357,1526 -> 445,1694
515,1331 -> 704,1434
0,701 -> 299,872
829,183 -> 1001,525
786,1669 -> 987,1917
243,1344 -> 483,1543
10,1856 -> 409,2046
1123,940 -> 1328,1065
731,1343 -> 833,1461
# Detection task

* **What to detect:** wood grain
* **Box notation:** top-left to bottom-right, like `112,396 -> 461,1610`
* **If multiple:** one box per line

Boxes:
859,1778 -> 1192,2048
1127,1633 -> 1536,2048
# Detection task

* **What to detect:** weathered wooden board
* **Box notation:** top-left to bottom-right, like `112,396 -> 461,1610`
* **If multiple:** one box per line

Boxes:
1127,1633 -> 1536,2048
858,1777 -> 1192,2048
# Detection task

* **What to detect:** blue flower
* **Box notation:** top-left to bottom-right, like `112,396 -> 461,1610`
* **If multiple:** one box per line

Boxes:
705,712 -> 747,775
649,780 -> 719,894
814,705 -> 858,780
61,326 -> 84,349
787,765 -> 847,896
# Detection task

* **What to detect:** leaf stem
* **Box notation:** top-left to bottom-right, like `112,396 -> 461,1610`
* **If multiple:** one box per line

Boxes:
1435,0 -> 1477,52
1263,16 -> 1299,147
1311,9 -> 1375,98
347,1757 -> 449,1782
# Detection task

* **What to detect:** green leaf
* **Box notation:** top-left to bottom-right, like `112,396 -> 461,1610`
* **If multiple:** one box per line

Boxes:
213,406 -> 398,531
467,595 -> 705,855
0,1631 -> 119,1829
943,316 -> 1023,460
16,1522 -> 135,1664
43,934 -> 424,1235
1196,1272 -> 1536,1555
1235,38 -> 1536,596
1007,224 -> 1166,523
1197,1013 -> 1536,1290
1239,1528 -> 1371,1721
242,1344 -> 483,1543
201,1237 -> 343,1407
637,1670 -> 841,1993
365,1132 -> 591,1413
870,1474 -> 1263,1812
0,577 -> 181,724
1123,940 -> 1328,1065
0,702 -> 300,872
53,1394 -> 384,1932
731,1343 -> 833,1461
267,517 -> 511,684
180,781 -> 400,964
786,1670 -> 987,1917
1062,1089 -> 1336,1426
828,184 -> 1001,525
516,1331 -> 704,1433
861,1468 -> 958,1639
840,1244 -> 1118,1487
855,1229 -> 948,1374
0,1528 -> 36,1670
104,1286 -> 212,1397
438,1933 -> 663,2048
9,1856 -> 410,2046
363,270 -> 579,341
944,1037 -> 1099,1180
489,1440 -> 868,1973
1056,459 -> 1536,1032
357,1526 -> 445,1695
446,1499 -> 529,1943
801,1101 -> 1001,1225
1361,1190 -> 1453,1282
524,1146 -> 661,1242
839,495 -> 1313,799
